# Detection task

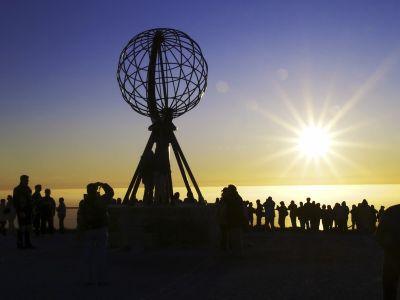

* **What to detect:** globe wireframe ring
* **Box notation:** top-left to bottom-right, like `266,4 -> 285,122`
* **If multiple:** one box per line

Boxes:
117,28 -> 208,119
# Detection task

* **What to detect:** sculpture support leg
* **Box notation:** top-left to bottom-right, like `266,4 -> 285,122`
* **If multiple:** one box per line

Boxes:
171,132 -> 204,202
125,127 -> 204,204
171,138 -> 193,197
124,131 -> 156,202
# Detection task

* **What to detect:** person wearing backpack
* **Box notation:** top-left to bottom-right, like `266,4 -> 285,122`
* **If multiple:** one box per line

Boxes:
77,182 -> 114,285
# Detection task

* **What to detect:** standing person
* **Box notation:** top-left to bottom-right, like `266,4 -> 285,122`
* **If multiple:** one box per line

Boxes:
264,197 -> 275,231
0,199 -> 7,235
288,200 -> 297,229
333,203 -> 341,230
276,201 -> 288,230
315,203 -> 322,231
5,195 -> 16,233
216,191 -> 228,251
321,205 -> 328,231
142,150 -> 155,205
13,175 -> 34,249
32,184 -> 43,236
376,205 -> 400,300
309,201 -> 318,231
326,205 -> 334,230
57,198 -> 67,233
377,206 -> 385,224
41,189 -> 56,234
255,199 -> 263,227
341,201 -> 350,231
77,182 -> 114,285
303,198 -> 312,230
370,205 -> 378,230
224,184 -> 245,257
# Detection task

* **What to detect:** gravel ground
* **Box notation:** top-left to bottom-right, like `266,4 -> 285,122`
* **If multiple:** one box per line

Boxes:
0,230 -> 386,300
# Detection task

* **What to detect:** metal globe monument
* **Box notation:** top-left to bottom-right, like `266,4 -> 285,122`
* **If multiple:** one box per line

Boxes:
117,28 -> 208,204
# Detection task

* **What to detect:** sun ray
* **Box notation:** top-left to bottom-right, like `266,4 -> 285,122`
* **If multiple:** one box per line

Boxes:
317,81 -> 335,128
328,149 -> 369,174
332,140 -> 382,150
326,53 -> 399,131
321,155 -> 340,178
301,155 -> 313,177
329,119 -> 375,138
274,84 -> 307,128
260,145 -> 300,163
246,100 -> 301,135
279,153 -> 304,178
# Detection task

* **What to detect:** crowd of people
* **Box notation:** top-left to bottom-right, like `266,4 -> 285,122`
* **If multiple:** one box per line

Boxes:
1,176 -> 400,297
0,175 -> 67,246
240,197 -> 384,233
214,186 -> 388,259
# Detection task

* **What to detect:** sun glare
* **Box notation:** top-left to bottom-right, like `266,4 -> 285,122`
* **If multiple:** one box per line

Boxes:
297,127 -> 331,158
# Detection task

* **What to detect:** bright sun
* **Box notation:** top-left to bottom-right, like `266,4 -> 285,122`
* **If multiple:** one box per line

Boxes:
298,127 -> 331,158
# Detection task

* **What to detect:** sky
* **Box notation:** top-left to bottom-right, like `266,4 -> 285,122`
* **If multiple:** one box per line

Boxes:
1,0 -> 400,189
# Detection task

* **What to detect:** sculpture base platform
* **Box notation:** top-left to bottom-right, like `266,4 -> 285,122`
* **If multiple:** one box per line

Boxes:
108,205 -> 218,250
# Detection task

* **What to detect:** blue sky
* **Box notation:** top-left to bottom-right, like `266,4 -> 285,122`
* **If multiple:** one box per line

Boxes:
1,0 -> 400,188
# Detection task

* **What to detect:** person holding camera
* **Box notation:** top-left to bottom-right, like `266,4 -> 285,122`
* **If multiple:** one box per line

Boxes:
77,182 -> 114,285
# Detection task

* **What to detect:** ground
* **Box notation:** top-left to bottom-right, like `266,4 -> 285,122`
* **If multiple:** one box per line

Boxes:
0,230 -> 386,300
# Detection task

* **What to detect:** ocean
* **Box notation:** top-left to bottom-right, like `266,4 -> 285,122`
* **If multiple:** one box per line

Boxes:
1,184 -> 400,229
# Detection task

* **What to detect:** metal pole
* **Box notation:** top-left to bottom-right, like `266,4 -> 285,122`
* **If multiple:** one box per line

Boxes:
124,131 -> 156,202
171,137 -> 193,197
171,132 -> 204,202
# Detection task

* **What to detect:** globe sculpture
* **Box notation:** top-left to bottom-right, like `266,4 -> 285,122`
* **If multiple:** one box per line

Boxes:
117,28 -> 208,204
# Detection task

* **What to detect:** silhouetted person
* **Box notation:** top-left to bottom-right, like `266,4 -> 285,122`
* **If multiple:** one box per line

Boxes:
57,197 -> 66,233
184,192 -> 196,204
326,205 -> 334,230
13,175 -> 34,249
255,199 -> 263,227
309,201 -> 320,231
78,182 -> 114,285
224,185 -> 246,257
333,203 -> 341,230
217,192 -> 228,251
340,201 -> 349,231
370,205 -> 378,230
0,199 -> 7,235
298,202 -> 306,230
276,201 -> 288,230
288,200 -> 297,228
142,150 -> 155,204
171,192 -> 182,205
321,205 -> 328,231
41,188 -> 56,234
315,203 -> 322,231
32,184 -> 43,235
358,199 -> 373,233
376,205 -> 400,300
264,197 -> 275,231
5,195 -> 16,233
303,198 -> 312,230
116,198 -> 122,205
